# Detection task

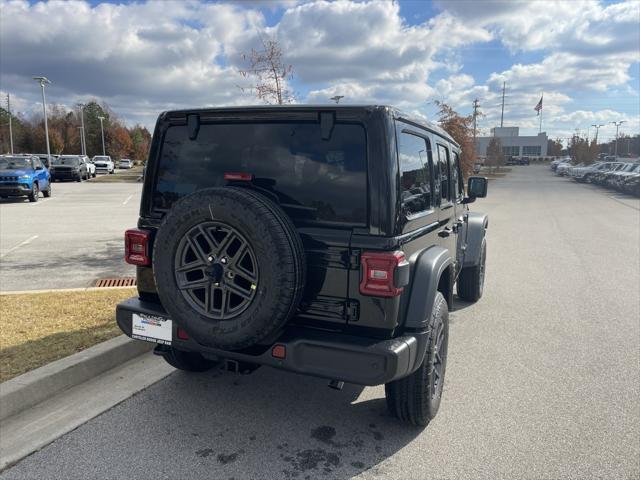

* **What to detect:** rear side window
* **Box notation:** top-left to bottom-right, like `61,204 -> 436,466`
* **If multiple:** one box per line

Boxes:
153,122 -> 367,225
397,127 -> 432,216
452,151 -> 463,201
436,144 -> 451,202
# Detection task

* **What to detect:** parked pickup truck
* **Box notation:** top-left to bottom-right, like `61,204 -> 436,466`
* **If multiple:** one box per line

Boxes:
93,155 -> 115,174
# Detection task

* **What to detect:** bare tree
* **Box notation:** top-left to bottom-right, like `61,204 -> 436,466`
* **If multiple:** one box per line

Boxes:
239,37 -> 294,105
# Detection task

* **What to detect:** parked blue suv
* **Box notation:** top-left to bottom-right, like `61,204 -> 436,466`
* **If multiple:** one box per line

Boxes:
0,155 -> 52,202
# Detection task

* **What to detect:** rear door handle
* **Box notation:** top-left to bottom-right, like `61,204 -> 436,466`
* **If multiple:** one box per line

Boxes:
438,228 -> 452,238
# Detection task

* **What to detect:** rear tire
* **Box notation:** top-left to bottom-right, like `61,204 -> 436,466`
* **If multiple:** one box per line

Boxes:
28,183 -> 39,202
385,292 -> 449,427
43,184 -> 52,198
162,347 -> 218,372
457,239 -> 486,302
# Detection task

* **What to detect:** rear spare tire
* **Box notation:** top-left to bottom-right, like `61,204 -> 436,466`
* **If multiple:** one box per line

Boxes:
153,187 -> 305,350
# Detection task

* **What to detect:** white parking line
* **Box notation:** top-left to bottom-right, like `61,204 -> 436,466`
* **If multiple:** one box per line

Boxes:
0,234 -> 39,259
122,194 -> 133,205
32,197 -> 56,206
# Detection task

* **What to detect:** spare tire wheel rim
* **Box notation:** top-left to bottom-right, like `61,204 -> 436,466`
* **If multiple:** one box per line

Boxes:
174,221 -> 259,320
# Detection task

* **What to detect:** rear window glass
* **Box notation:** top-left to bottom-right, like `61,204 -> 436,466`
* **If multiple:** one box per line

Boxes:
153,122 -> 368,225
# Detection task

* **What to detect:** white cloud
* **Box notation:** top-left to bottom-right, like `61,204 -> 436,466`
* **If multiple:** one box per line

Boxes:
0,0 -> 265,126
427,0 -> 639,136
438,0 -> 639,56
0,0 -> 636,141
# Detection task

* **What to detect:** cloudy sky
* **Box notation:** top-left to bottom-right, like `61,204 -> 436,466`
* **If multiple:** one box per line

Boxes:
1,0 -> 638,143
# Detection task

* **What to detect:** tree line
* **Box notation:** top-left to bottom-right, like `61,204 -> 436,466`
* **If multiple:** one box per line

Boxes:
0,101 -> 151,162
547,133 -> 639,164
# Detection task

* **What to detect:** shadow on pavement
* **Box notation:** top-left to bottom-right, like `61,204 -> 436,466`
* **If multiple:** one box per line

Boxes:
0,197 -> 29,204
11,365 -> 426,479
133,367 -> 424,479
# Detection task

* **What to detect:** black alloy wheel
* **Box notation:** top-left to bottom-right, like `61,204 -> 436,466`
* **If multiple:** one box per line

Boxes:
174,221 -> 259,320
430,317 -> 448,401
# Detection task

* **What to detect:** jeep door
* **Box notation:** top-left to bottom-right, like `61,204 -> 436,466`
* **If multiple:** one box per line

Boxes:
451,150 -> 467,273
394,121 -> 440,263
434,142 -> 458,262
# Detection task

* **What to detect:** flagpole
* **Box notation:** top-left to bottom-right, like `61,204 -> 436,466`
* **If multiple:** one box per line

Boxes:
539,93 -> 543,133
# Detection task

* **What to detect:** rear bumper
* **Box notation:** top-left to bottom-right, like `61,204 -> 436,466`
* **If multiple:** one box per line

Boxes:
116,297 -> 428,386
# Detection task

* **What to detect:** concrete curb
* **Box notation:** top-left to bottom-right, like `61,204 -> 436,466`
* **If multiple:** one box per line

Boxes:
0,335 -> 153,421
0,286 -> 135,295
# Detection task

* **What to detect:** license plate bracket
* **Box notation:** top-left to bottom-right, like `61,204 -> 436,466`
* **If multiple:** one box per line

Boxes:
131,313 -> 172,345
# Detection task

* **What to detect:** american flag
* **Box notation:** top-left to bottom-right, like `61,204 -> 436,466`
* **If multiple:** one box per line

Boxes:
534,96 -> 543,115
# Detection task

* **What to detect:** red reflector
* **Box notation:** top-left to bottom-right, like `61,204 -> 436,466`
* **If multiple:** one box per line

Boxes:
360,251 -> 407,297
177,327 -> 189,340
124,228 -> 151,266
271,344 -> 286,359
224,172 -> 254,181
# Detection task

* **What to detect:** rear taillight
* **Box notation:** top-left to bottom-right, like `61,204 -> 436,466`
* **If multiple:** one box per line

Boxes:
125,229 -> 151,266
176,327 -> 190,340
360,251 -> 409,297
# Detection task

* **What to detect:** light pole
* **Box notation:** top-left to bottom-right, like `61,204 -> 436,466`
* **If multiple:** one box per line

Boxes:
6,94 -> 14,154
330,95 -> 344,104
33,76 -> 51,161
591,124 -> 604,144
77,127 -> 84,154
611,121 -> 625,157
77,103 -> 87,156
97,116 -> 106,155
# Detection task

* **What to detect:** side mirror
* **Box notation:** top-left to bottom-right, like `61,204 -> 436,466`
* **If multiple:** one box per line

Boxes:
463,176 -> 488,204
35,165 -> 44,171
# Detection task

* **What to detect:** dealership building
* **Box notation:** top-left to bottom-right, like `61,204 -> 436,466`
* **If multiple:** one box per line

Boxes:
476,127 -> 548,159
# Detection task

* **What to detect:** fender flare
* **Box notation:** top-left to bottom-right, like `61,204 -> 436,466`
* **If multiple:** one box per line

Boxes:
403,246 -> 453,330
463,212 -> 488,268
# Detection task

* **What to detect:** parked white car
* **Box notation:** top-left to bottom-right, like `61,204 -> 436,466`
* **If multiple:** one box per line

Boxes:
118,158 -> 134,169
83,156 -> 96,178
92,155 -> 114,174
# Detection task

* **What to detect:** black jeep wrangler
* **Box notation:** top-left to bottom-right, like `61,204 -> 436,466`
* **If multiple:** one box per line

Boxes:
116,105 -> 488,426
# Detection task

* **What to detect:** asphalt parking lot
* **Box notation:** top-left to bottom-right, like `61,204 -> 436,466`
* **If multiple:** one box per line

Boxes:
0,181 -> 141,291
2,165 -> 639,479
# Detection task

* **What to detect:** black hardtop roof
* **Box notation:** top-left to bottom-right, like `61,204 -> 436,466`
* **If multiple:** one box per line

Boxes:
161,104 -> 458,147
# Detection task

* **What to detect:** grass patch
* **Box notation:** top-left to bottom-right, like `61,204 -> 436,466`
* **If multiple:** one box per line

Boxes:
89,166 -> 144,183
0,288 -> 136,382
89,174 -> 142,183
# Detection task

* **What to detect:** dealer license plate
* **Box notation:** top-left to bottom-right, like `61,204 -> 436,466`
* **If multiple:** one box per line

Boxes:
131,313 -> 172,345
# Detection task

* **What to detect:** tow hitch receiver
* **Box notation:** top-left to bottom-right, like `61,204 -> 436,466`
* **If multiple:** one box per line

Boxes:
223,358 -> 261,375
328,379 -> 345,390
